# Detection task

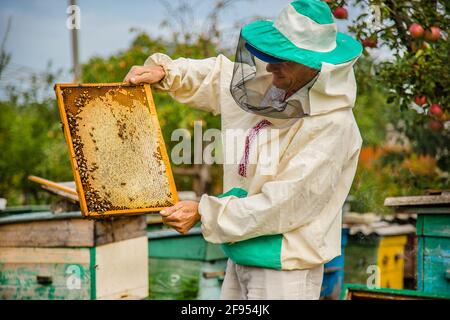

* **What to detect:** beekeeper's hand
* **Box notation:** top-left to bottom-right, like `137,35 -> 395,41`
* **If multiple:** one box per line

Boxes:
160,201 -> 200,234
123,65 -> 165,85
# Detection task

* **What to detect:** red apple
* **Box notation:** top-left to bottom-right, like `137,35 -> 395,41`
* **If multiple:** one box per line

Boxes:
333,7 -> 348,19
429,103 -> 443,117
428,119 -> 443,132
414,95 -> 427,106
409,23 -> 424,38
424,27 -> 441,42
362,38 -> 377,48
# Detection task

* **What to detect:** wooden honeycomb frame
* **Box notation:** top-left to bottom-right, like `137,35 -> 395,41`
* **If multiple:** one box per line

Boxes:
54,83 -> 178,218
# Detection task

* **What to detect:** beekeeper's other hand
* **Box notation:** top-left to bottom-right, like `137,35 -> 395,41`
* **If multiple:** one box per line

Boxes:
160,201 -> 200,235
123,65 -> 165,85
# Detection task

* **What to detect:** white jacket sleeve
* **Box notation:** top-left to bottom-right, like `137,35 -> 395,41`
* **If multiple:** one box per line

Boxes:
198,118 -> 360,243
144,53 -> 234,115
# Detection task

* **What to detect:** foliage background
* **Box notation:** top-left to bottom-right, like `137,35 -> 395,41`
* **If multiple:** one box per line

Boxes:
0,0 -> 449,214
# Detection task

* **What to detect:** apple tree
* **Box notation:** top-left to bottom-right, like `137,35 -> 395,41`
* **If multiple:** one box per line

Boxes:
327,0 -> 449,171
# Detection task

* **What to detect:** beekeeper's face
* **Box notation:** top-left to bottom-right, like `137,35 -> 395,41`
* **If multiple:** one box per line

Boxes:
266,61 -> 318,92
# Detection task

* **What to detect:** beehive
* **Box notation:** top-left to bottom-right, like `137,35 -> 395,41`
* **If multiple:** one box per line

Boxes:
54,83 -> 178,218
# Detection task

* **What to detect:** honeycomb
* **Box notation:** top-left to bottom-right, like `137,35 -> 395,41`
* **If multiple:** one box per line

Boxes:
55,84 -> 178,218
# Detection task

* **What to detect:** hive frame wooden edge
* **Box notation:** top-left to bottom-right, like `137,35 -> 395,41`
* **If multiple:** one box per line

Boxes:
54,82 -> 179,218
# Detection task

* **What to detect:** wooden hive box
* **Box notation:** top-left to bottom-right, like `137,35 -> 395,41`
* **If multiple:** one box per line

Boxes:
147,228 -> 227,300
344,230 -> 412,290
54,83 -> 178,218
0,211 -> 148,300
385,194 -> 450,295
341,284 -> 450,300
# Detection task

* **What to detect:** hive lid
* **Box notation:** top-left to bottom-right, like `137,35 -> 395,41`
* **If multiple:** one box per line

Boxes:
54,83 -> 178,218
348,223 -> 416,236
384,194 -> 450,207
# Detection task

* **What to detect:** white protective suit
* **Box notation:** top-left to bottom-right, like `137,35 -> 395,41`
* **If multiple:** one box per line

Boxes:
145,52 -> 362,271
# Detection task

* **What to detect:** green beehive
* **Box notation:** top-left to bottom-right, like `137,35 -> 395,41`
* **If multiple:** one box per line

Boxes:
148,227 -> 227,300
416,214 -> 450,294
385,193 -> 450,296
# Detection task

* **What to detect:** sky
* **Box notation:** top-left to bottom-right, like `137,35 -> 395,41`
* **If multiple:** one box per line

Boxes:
0,1 -> 290,79
0,0 -> 385,92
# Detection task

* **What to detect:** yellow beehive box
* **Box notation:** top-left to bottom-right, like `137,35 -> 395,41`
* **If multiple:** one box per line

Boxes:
376,235 -> 408,289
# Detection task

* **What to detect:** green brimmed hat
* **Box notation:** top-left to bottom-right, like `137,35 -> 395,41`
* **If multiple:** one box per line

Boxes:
241,0 -> 363,69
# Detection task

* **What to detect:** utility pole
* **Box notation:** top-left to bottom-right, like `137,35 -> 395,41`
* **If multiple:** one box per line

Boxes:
69,0 -> 81,82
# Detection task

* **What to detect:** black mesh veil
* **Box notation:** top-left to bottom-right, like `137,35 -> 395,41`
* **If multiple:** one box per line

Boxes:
230,33 -> 318,119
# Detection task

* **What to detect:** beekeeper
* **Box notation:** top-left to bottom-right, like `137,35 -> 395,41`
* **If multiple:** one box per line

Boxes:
124,0 -> 363,300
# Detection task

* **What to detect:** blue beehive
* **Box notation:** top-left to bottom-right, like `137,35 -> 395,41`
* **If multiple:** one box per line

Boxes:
320,228 -> 349,299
